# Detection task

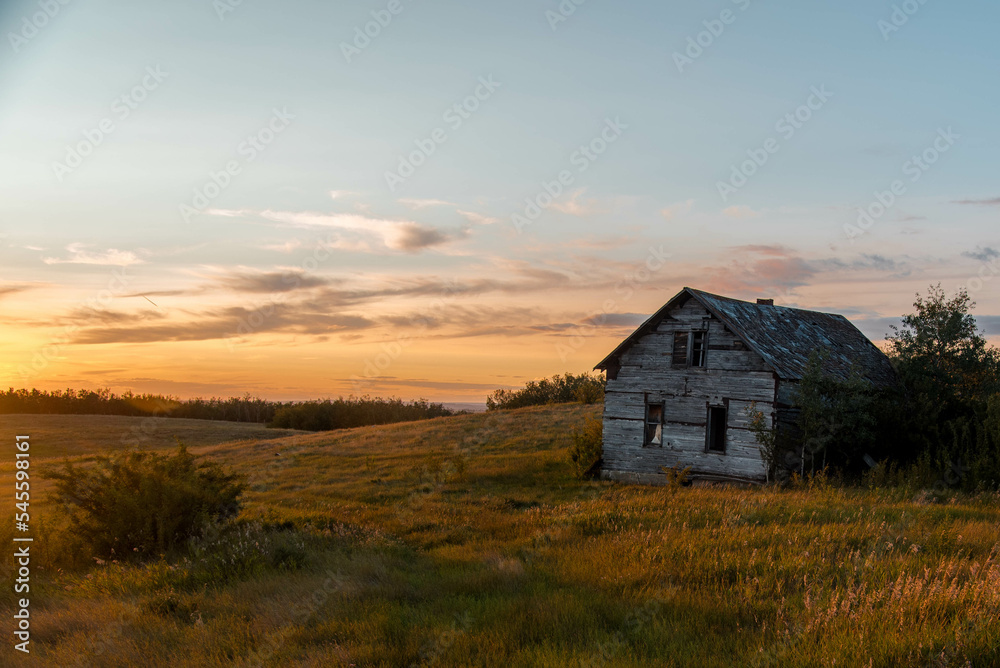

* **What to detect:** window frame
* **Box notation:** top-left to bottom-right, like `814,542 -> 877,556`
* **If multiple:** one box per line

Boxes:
690,330 -> 708,367
672,330 -> 709,368
671,332 -> 688,367
645,402 -> 664,447
705,402 -> 728,454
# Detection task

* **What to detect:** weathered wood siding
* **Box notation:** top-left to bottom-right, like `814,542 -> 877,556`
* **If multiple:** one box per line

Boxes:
602,298 -> 776,483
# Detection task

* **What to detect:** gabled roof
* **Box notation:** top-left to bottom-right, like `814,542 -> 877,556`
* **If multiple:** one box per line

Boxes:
595,287 -> 896,386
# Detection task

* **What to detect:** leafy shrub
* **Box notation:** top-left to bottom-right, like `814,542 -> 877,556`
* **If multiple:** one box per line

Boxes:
745,401 -> 779,483
487,373 -> 606,411
790,349 -> 879,477
573,381 -> 605,405
661,465 -> 692,490
46,445 -> 245,561
569,416 -> 603,479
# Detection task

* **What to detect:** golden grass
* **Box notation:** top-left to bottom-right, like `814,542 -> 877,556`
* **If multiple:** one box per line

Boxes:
0,413 -> 303,459
3,406 -> 999,666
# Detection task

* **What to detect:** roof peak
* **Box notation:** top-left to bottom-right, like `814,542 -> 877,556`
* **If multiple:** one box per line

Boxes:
683,287 -> 845,319
596,286 -> 896,387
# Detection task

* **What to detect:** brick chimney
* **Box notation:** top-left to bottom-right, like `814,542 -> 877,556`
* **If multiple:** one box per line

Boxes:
757,298 -> 774,306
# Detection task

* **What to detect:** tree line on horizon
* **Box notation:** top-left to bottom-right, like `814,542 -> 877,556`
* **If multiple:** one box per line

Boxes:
0,388 -> 454,432
485,373 -> 605,410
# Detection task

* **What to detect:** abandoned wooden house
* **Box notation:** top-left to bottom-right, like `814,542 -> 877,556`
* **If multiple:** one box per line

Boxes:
594,287 -> 896,484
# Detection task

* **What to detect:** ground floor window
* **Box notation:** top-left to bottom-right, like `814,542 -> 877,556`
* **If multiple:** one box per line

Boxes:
645,403 -> 663,446
706,405 -> 727,453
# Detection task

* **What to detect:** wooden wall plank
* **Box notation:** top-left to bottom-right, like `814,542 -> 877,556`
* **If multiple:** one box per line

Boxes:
601,300 -> 775,483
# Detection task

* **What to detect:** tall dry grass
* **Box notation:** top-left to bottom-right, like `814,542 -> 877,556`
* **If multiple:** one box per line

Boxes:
2,405 -> 998,666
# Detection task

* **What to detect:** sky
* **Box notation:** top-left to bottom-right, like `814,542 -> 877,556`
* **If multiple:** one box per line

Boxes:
0,0 -> 998,402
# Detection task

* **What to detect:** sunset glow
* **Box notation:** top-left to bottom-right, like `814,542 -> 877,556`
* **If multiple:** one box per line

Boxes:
2,1 -> 998,402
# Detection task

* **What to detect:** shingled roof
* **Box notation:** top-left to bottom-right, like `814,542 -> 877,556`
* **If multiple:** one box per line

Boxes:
595,287 -> 897,386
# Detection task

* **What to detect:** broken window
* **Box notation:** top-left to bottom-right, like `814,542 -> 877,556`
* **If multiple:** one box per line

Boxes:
645,403 -> 663,446
706,405 -> 727,453
691,331 -> 708,367
671,332 -> 688,366
673,331 -> 708,367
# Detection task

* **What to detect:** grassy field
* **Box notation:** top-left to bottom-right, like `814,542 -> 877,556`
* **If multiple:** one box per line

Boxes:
0,414 -> 303,459
2,406 -> 999,667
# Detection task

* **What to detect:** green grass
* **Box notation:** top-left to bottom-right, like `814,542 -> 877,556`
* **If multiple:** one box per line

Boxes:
3,405 -> 999,666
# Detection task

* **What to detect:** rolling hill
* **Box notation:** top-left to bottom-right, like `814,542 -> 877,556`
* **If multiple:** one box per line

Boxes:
2,405 -> 998,667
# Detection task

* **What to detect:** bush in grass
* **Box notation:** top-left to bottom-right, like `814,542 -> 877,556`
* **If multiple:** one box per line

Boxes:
569,416 -> 603,479
46,445 -> 245,561
661,465 -> 692,490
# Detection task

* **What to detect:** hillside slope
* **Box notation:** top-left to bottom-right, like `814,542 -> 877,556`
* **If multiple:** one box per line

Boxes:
6,404 -> 1000,667
0,413 -> 304,459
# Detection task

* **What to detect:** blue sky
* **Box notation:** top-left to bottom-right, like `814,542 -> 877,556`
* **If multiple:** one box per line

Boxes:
1,0 -> 998,400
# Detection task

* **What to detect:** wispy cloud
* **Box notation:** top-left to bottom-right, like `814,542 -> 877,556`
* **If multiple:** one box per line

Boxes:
548,189 -> 606,216
953,197 -> 1000,206
42,243 -> 146,266
723,205 -> 761,219
962,246 -> 1000,262
329,190 -> 359,200
70,304 -> 375,345
458,210 -> 499,225
661,199 -> 695,220
399,198 -> 456,209
248,210 -> 458,253
564,235 -> 635,250
204,208 -> 253,218
259,239 -> 304,253
0,284 -> 37,299
216,269 -> 336,293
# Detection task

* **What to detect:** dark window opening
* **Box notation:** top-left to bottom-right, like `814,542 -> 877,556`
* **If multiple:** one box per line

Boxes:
706,405 -> 727,453
645,403 -> 663,446
691,331 -> 707,367
671,332 -> 688,367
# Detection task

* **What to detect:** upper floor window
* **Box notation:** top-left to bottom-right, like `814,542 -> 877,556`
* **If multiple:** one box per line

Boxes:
671,332 -> 688,366
672,330 -> 708,368
691,331 -> 707,367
